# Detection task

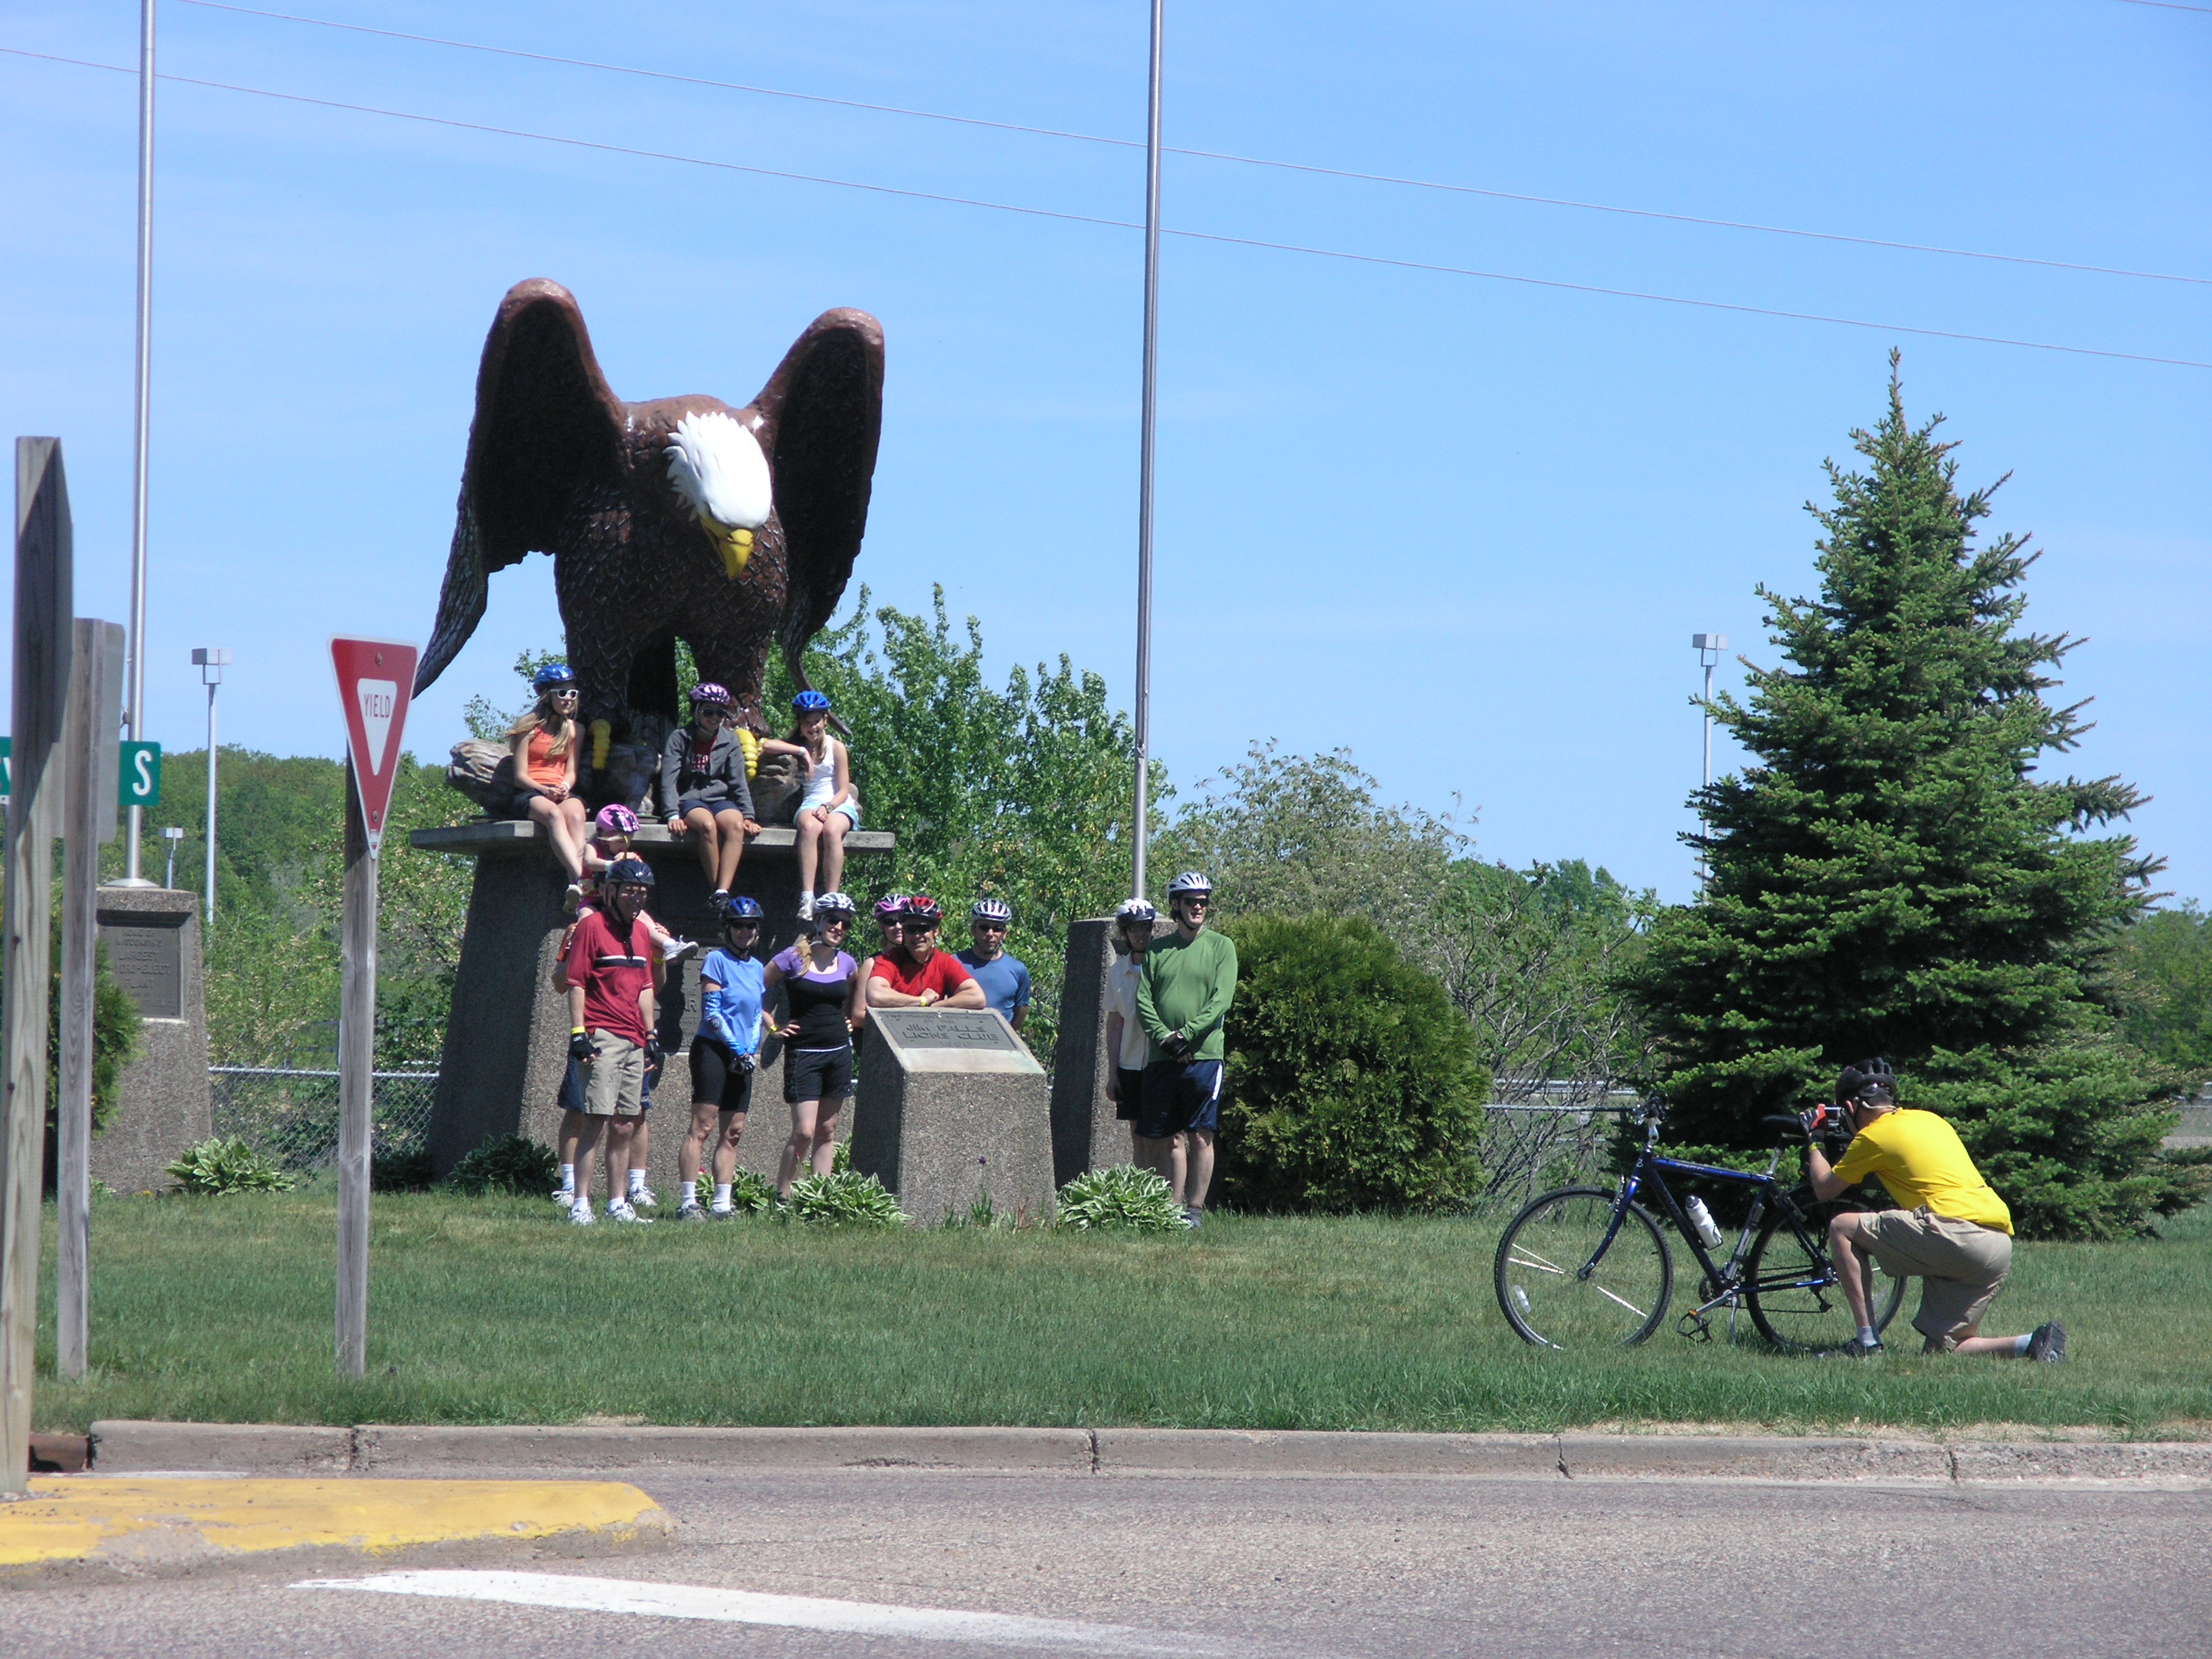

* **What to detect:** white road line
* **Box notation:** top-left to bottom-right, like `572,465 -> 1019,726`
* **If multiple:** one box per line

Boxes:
293,1570 -> 1222,1654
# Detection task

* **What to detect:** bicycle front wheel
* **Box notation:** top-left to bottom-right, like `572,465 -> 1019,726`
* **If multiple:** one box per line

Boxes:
1744,1195 -> 1908,1355
1495,1186 -> 1673,1348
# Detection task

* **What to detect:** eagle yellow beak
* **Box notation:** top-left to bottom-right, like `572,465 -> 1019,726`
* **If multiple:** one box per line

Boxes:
709,522 -> 754,580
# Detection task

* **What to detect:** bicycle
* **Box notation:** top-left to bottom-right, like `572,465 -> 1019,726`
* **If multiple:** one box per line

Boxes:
1493,1099 -> 1906,1353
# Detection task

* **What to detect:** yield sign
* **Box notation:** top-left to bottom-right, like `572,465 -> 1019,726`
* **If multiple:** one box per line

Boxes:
330,636 -> 419,856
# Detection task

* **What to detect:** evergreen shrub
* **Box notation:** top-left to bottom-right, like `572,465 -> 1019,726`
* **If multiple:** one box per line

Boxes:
1218,914 -> 1488,1212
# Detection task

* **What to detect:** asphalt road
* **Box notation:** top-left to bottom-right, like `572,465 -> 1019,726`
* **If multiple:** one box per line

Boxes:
11,1469 -> 2211,1658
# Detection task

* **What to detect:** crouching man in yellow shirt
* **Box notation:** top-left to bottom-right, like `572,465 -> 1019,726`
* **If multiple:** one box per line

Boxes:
1810,1059 -> 2066,1361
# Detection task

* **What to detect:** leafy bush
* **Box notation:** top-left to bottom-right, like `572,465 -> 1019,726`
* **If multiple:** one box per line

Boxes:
166,1137 -> 296,1196
720,1168 -> 779,1216
371,1145 -> 437,1193
1217,915 -> 1488,1213
784,1170 -> 907,1227
1056,1165 -> 1183,1232
449,1133 -> 558,1197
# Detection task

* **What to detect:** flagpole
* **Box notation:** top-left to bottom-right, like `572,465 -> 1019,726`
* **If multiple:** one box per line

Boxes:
122,0 -> 158,886
1130,0 -> 1164,900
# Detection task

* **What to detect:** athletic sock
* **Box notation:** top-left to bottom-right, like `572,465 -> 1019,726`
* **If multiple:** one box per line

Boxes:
558,1162 -> 575,1189
2014,1332 -> 2034,1355
628,1168 -> 647,1195
714,1183 -> 733,1208
680,1181 -> 697,1205
1858,1326 -> 1878,1346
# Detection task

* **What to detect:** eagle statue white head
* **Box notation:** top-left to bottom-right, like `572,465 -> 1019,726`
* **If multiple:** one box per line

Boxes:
666,410 -> 773,578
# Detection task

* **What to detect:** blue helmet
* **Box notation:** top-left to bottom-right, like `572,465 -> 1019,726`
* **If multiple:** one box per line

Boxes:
792,689 -> 832,713
720,895 -> 765,925
532,662 -> 577,692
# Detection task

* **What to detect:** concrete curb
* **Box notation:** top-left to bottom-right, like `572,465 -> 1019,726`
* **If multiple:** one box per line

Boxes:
79,1420 -> 2212,1484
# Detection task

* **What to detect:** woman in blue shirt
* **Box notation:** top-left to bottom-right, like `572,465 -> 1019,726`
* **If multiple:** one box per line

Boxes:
677,897 -> 769,1220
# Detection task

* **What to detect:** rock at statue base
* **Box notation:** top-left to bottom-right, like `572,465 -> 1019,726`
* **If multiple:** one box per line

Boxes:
92,886 -> 211,1193
851,1008 -> 1052,1225
1047,917 -> 1130,1185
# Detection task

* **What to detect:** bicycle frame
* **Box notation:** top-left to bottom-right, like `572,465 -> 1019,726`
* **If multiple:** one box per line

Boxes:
1584,1114 -> 1841,1333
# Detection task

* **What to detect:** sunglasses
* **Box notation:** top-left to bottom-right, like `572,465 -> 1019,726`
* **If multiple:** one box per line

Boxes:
549,688 -> 580,699
975,921 -> 1008,932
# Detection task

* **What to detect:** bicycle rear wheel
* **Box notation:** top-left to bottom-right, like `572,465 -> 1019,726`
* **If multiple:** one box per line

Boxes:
1495,1186 -> 1673,1348
1744,1193 -> 1908,1355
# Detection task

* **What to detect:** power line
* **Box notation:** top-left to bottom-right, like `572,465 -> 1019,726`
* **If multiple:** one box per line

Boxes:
8,43 -> 2209,373
171,0 -> 2210,289
2111,0 -> 2212,14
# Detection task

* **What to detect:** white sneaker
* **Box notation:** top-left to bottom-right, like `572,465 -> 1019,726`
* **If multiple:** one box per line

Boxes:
663,937 -> 699,966
798,895 -> 815,920
567,1202 -> 595,1226
551,1186 -> 575,1206
630,1186 -> 658,1210
606,1199 -> 653,1225
678,1200 -> 707,1222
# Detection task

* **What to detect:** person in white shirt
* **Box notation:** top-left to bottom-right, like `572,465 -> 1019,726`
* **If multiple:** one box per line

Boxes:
1101,898 -> 1158,1164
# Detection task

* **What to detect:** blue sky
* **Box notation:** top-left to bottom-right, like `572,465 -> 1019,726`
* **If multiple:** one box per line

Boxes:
3,1 -> 2206,905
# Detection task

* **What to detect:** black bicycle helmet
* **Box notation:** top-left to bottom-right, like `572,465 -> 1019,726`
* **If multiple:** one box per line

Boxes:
605,855 -> 655,890
1836,1057 -> 1898,1107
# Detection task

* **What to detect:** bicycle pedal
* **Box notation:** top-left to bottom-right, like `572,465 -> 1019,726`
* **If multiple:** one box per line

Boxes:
1677,1312 -> 1715,1343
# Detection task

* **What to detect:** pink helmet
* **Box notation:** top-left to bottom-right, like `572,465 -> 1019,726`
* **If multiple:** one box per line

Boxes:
594,804 -> 639,836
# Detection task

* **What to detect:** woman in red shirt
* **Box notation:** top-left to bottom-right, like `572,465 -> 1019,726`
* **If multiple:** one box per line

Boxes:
506,663 -> 592,897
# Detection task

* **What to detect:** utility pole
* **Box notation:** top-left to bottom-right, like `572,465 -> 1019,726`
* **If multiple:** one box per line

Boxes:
192,648 -> 229,926
1692,632 -> 1727,888
120,0 -> 158,888
1130,0 -> 1164,901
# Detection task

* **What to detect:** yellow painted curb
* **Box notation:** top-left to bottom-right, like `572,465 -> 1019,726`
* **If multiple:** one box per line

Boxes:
0,1479 -> 668,1568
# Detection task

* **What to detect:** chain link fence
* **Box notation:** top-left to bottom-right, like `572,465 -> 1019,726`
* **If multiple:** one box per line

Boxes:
1475,1080 -> 1642,1214
209,1067 -> 440,1173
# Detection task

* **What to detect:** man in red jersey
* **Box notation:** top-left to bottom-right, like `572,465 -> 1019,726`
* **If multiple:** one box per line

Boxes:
864,895 -> 987,1010
565,855 -> 659,1224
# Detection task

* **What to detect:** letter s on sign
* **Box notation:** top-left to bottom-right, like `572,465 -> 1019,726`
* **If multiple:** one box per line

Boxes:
134,748 -> 155,797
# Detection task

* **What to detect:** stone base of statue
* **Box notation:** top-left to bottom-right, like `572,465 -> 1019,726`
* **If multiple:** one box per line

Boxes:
415,819 -> 892,1189
92,886 -> 213,1193
851,1008 -> 1052,1225
1047,917 -> 1131,1185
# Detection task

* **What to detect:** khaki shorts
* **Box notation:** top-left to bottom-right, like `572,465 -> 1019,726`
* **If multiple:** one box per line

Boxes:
582,1033 -> 646,1118
1857,1206 -> 2013,1350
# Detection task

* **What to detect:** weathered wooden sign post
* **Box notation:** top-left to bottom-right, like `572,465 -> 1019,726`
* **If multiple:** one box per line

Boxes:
329,637 -> 416,1380
3,441 -> 73,1494
57,617 -> 126,1380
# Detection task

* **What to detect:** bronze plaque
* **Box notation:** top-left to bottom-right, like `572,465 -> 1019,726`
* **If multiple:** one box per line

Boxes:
100,918 -> 182,1020
875,1009 -> 1021,1052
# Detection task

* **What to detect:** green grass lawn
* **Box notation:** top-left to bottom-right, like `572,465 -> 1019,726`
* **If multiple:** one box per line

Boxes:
32,1187 -> 2212,1437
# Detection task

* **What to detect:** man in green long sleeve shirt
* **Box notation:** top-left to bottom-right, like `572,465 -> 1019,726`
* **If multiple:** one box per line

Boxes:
1136,872 -> 1240,1227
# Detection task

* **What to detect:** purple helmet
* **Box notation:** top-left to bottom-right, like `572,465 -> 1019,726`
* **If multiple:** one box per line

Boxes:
689,682 -> 731,708
594,804 -> 638,836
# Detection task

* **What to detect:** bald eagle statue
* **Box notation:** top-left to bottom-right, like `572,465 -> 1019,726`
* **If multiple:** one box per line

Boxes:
413,279 -> 885,777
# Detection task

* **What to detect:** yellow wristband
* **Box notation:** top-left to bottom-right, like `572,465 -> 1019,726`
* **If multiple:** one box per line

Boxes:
571,1027 -> 587,1036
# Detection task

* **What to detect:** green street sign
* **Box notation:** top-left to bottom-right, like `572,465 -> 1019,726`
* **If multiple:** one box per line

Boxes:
119,741 -> 161,808
0,736 -> 9,796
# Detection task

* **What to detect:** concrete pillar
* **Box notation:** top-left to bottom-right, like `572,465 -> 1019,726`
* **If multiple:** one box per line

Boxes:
1047,916 -> 1129,1185
91,886 -> 211,1193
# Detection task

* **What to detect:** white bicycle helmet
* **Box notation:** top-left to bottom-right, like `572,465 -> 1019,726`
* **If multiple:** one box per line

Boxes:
1115,897 -> 1158,924
1166,871 -> 1212,897
971,897 -> 1014,924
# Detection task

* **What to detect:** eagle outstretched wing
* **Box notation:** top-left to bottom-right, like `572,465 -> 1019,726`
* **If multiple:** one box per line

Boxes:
746,308 -> 886,691
415,279 -> 628,693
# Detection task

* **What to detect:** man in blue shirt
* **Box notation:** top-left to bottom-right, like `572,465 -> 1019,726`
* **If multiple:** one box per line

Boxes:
678,897 -> 769,1219
956,897 -> 1032,1033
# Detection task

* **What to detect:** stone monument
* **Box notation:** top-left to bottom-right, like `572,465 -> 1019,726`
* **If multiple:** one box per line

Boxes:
850,1008 -> 1052,1225
91,887 -> 211,1193
1047,916 -> 1131,1185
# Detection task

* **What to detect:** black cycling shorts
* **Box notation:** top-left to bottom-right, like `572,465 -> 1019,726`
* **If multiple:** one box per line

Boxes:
690,1037 -> 756,1115
1113,1065 -> 1147,1122
783,1045 -> 855,1104
1136,1059 -> 1224,1140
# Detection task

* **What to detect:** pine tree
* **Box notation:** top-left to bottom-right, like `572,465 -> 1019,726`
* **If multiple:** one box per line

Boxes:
1624,357 -> 2190,1237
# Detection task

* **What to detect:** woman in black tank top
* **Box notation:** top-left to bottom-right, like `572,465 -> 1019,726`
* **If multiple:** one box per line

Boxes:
762,906 -> 864,1195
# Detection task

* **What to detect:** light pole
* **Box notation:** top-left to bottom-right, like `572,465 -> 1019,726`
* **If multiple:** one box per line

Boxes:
120,0 -> 159,886
191,649 -> 229,926
1692,632 -> 1727,888
1130,0 -> 1164,901
160,824 -> 183,889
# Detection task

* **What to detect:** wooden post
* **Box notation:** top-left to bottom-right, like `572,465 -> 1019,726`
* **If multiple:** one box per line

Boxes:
57,619 -> 124,1381
335,766 -> 375,1378
3,439 -> 73,1494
